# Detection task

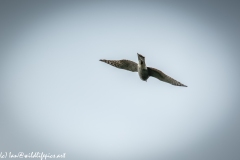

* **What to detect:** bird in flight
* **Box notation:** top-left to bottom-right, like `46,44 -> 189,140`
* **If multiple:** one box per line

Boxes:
100,53 -> 187,87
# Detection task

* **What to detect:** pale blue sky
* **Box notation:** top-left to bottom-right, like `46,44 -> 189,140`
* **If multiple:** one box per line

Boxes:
0,1 -> 240,160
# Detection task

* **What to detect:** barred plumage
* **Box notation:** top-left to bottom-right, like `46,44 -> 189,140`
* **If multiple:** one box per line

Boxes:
147,67 -> 187,87
100,53 -> 187,87
99,59 -> 138,72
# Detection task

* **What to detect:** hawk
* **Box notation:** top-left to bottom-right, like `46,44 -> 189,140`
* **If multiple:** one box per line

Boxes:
100,53 -> 187,87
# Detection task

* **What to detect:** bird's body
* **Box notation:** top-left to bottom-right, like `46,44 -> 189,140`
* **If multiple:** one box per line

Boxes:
100,53 -> 187,87
137,55 -> 149,81
138,67 -> 149,81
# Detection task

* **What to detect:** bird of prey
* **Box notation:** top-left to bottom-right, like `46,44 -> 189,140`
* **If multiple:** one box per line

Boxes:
100,53 -> 187,87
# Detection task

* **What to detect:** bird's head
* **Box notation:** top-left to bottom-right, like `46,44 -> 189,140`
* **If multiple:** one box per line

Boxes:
137,53 -> 145,65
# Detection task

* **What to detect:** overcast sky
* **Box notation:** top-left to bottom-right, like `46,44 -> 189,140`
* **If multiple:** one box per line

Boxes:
0,1 -> 240,160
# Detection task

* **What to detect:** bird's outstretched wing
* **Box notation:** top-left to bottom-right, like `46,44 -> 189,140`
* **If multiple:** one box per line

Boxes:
100,59 -> 138,72
147,67 -> 187,87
